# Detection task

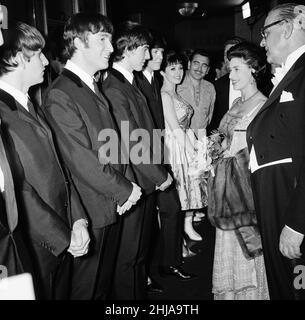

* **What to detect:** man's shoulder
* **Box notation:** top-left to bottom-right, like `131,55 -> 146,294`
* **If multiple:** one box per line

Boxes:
202,79 -> 215,91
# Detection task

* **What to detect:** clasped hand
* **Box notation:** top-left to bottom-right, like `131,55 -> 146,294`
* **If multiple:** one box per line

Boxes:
156,173 -> 173,191
279,225 -> 304,259
117,182 -> 142,215
68,219 -> 90,258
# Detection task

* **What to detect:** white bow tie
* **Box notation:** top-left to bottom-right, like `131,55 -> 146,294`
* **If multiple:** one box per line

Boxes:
271,65 -> 287,87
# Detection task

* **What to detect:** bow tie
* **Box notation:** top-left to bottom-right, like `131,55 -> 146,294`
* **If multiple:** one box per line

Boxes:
271,64 -> 287,87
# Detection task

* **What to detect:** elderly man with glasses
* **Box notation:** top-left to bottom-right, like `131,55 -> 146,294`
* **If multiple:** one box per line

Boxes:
247,3 -> 305,300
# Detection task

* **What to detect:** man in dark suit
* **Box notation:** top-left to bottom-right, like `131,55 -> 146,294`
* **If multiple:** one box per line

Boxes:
0,5 -> 31,280
0,22 -> 89,299
207,37 -> 244,133
103,23 -> 173,299
247,3 -> 305,300
43,14 -> 142,300
134,31 -> 195,292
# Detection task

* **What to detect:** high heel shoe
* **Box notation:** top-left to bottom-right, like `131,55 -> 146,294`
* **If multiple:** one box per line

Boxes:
182,239 -> 197,258
184,215 -> 202,241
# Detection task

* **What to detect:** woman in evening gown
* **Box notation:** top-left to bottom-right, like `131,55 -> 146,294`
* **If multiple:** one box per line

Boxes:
209,42 -> 269,300
160,51 -> 208,251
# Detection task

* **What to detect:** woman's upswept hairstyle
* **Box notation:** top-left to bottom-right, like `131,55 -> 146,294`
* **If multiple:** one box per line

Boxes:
112,21 -> 151,63
63,13 -> 113,60
161,50 -> 187,71
0,21 -> 45,76
227,42 -> 267,83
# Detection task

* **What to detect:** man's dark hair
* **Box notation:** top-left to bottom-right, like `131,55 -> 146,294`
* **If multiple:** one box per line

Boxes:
150,30 -> 167,50
189,49 -> 210,64
0,21 -> 45,76
224,36 -> 245,49
63,13 -> 113,60
112,21 -> 151,63
227,42 -> 267,83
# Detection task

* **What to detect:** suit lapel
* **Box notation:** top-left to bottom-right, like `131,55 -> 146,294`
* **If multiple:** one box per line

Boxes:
62,69 -> 110,108
256,52 -> 305,117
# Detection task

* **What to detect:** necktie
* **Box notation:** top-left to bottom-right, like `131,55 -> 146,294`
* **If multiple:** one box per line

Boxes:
27,99 -> 38,120
151,76 -> 159,99
92,80 -> 100,96
132,77 -> 138,89
271,65 -> 287,88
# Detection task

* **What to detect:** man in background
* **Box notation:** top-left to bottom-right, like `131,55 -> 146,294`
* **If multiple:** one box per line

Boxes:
178,49 -> 215,136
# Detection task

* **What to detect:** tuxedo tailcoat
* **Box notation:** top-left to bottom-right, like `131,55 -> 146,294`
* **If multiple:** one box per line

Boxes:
0,89 -> 85,299
102,68 -> 168,299
134,71 -> 182,268
247,52 -> 305,300
43,69 -> 134,299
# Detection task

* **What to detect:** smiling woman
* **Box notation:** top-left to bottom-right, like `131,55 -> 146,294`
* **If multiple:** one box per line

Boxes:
208,41 -> 269,300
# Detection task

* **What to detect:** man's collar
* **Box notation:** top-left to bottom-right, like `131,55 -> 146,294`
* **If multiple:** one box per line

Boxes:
143,69 -> 153,83
0,80 -> 28,110
284,44 -> 305,71
65,60 -> 95,92
113,63 -> 134,84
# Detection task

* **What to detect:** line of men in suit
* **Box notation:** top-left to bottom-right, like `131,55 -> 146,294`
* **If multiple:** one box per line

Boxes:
0,13 -> 195,300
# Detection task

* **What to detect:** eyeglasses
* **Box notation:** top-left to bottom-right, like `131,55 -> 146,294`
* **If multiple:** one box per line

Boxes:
260,19 -> 287,39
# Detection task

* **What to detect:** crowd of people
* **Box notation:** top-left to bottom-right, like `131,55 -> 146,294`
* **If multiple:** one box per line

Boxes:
0,2 -> 305,300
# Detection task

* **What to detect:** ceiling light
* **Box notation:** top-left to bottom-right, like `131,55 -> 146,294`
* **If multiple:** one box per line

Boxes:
177,2 -> 199,16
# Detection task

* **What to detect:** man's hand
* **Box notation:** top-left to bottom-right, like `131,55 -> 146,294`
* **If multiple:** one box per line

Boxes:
156,173 -> 173,191
117,200 -> 133,215
68,219 -> 90,258
279,225 -> 304,259
128,182 -> 142,204
116,183 -> 142,215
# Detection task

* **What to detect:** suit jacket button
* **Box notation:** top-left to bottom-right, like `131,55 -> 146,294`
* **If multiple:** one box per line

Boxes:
260,155 -> 264,159
270,134 -> 275,139
249,136 -> 253,141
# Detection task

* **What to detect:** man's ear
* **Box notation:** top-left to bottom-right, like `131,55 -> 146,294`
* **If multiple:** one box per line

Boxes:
284,21 -> 294,39
188,60 -> 191,69
14,51 -> 26,68
74,37 -> 85,50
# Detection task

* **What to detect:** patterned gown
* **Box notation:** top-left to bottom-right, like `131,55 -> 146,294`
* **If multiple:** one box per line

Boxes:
212,93 -> 269,300
164,93 -> 208,211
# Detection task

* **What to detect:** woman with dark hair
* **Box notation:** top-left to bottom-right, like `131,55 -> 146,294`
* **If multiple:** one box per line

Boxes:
208,42 -> 269,299
160,51 -> 208,254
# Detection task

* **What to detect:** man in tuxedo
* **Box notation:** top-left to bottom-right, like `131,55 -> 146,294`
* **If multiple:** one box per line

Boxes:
247,3 -> 305,299
0,22 -> 89,299
134,31 -> 194,293
43,14 -> 142,300
207,37 -> 244,133
103,23 -> 173,299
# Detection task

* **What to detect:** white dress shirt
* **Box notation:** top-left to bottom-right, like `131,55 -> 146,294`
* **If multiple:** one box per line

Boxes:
113,63 -> 134,84
143,69 -> 153,84
0,80 -> 28,111
65,60 -> 96,93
